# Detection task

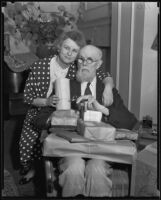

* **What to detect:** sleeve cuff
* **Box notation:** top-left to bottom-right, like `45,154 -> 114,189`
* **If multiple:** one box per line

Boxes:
46,117 -> 51,129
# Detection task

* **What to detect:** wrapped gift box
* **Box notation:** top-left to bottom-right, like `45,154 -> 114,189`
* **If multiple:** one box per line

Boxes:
51,116 -> 77,126
77,119 -> 116,141
51,110 -> 78,127
83,110 -> 102,122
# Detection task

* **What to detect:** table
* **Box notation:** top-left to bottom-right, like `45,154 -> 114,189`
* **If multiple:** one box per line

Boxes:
42,130 -> 137,197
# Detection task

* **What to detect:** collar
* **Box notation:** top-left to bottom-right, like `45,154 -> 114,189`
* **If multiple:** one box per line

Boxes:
90,76 -> 96,87
82,76 -> 96,87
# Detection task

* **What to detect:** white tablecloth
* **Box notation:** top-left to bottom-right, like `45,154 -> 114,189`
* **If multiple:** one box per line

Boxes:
43,133 -> 137,164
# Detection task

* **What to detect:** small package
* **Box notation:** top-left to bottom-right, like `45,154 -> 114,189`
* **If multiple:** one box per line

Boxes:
77,119 -> 116,141
83,110 -> 102,122
51,110 -> 78,127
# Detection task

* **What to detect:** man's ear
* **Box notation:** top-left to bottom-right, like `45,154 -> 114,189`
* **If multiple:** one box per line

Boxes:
96,60 -> 103,69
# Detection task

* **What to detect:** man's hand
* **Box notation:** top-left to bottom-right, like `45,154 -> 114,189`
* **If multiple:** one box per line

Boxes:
102,76 -> 114,106
46,95 -> 59,107
102,85 -> 113,107
77,95 -> 109,115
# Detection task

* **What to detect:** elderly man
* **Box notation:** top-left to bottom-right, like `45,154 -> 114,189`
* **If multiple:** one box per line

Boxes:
33,45 -> 139,197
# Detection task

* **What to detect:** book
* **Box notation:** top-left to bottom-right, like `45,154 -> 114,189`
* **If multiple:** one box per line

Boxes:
55,131 -> 91,143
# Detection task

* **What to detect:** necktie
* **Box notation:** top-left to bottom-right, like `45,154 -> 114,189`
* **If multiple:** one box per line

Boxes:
84,82 -> 92,95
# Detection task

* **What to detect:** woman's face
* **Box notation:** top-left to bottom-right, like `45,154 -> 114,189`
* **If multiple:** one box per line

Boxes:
59,38 -> 80,64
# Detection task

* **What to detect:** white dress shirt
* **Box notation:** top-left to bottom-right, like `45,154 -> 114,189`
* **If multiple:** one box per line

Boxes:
81,77 -> 96,98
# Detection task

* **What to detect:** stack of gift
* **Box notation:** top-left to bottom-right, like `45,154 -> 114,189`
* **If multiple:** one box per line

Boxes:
77,109 -> 138,141
77,118 -> 116,141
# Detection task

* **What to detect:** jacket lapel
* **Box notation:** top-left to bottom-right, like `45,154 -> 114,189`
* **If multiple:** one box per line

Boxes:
96,78 -> 104,104
70,80 -> 81,106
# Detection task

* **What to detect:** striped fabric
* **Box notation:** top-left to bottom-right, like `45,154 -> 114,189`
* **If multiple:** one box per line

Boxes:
112,168 -> 129,197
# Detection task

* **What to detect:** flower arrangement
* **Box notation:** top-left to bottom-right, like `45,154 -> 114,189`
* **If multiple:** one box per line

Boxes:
3,2 -> 83,53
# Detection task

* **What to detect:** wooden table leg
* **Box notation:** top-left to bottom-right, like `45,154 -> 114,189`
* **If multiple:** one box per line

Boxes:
44,159 -> 57,197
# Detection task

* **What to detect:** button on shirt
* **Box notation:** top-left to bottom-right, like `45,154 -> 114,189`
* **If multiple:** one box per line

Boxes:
81,77 -> 96,98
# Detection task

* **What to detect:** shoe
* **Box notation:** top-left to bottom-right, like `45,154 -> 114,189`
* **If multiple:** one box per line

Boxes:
19,176 -> 33,185
19,166 -> 31,176
19,168 -> 35,185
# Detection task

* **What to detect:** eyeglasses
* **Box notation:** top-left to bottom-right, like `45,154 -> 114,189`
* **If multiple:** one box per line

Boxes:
77,57 -> 99,65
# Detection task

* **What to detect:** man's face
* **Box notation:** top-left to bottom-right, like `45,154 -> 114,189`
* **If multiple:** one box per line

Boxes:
59,38 -> 80,64
76,46 -> 102,82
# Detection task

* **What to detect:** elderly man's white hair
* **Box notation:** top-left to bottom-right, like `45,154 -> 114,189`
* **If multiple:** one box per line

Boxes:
79,45 -> 102,59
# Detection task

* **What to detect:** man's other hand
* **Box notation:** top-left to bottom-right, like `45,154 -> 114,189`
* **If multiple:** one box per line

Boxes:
102,85 -> 113,106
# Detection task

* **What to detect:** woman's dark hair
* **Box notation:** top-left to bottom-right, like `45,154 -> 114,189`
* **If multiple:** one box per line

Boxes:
54,30 -> 86,49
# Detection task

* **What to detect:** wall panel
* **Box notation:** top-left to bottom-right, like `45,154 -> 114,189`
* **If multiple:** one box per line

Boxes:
130,3 -> 145,119
110,2 -> 118,85
118,2 -> 132,106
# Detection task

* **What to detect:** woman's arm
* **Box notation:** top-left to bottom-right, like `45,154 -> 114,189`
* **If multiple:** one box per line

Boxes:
32,98 -> 48,107
32,95 -> 59,107
23,58 -> 54,107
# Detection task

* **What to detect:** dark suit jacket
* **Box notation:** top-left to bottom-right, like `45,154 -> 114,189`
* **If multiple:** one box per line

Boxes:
33,78 -> 138,130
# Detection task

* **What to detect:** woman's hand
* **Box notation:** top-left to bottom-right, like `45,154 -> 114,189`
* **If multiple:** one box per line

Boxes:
102,85 -> 113,107
77,95 -> 109,115
46,95 -> 59,107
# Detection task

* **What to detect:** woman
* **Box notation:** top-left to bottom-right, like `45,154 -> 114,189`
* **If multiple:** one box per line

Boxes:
19,30 -> 114,184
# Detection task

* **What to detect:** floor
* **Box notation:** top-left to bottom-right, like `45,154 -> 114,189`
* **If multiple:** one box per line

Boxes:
3,115 -> 46,197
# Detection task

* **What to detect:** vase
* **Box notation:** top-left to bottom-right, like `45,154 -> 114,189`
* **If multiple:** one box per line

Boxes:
4,62 -> 29,94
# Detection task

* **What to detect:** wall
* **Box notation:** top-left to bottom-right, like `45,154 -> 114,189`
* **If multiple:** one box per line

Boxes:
111,2 -> 145,119
38,2 -> 80,17
140,3 -> 158,123
77,2 -> 111,73
110,2 -> 158,124
78,2 -> 111,46
81,2 -> 111,21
